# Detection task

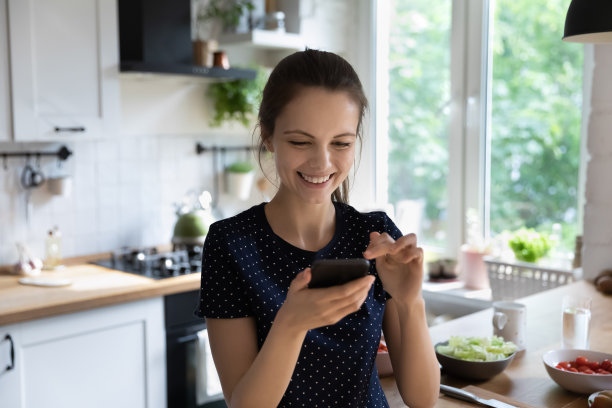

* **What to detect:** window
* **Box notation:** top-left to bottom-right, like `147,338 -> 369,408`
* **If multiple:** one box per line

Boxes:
378,0 -> 584,264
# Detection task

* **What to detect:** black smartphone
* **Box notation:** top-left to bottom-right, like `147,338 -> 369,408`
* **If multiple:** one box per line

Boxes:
308,258 -> 371,288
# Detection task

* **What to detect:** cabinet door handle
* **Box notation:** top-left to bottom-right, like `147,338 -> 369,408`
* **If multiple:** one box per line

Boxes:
54,126 -> 85,133
2,334 -> 15,372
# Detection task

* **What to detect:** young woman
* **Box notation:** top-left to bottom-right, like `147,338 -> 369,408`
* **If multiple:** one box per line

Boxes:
196,49 -> 440,408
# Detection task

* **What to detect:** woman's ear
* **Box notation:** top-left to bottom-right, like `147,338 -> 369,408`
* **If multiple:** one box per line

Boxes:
261,128 -> 274,152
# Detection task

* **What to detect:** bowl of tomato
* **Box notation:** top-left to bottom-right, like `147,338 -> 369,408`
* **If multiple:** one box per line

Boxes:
543,349 -> 612,394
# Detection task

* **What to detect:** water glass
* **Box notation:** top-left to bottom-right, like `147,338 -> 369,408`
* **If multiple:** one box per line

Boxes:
561,295 -> 592,349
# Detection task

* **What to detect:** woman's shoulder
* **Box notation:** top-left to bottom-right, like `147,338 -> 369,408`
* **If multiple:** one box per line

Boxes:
208,202 -> 266,237
336,201 -> 401,236
336,201 -> 392,223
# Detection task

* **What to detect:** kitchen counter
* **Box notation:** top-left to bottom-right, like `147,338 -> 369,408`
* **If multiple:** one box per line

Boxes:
0,257 -> 201,326
382,280 -> 611,407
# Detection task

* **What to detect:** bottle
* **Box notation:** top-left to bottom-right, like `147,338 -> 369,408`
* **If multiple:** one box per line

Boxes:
44,226 -> 63,269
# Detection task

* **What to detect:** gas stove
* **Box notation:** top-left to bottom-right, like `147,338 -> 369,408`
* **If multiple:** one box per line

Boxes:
92,245 -> 203,279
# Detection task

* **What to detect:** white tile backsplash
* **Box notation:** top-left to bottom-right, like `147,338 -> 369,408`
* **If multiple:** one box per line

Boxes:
0,133 -> 252,265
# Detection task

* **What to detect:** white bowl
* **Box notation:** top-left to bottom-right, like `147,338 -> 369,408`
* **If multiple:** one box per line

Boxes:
543,349 -> 612,394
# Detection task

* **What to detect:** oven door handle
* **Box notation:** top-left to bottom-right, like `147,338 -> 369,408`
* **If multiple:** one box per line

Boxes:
176,333 -> 200,344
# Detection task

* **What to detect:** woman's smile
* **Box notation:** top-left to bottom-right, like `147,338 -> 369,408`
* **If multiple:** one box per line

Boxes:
298,172 -> 334,184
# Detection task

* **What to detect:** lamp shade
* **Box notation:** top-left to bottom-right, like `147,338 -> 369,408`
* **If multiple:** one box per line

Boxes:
563,0 -> 612,43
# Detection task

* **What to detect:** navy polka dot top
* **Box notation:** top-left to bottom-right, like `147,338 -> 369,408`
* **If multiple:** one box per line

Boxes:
196,201 -> 403,407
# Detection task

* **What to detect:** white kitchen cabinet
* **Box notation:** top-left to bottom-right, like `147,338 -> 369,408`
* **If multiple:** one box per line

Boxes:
0,298 -> 166,408
7,0 -> 119,141
0,323 -> 21,408
0,0 -> 11,141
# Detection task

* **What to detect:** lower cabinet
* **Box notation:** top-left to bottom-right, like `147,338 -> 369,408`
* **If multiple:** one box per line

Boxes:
0,297 -> 166,408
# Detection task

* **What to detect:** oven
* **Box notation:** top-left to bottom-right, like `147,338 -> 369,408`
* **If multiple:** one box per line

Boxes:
165,290 -> 226,408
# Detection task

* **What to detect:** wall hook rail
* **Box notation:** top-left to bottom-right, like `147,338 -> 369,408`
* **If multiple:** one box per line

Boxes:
0,145 -> 73,166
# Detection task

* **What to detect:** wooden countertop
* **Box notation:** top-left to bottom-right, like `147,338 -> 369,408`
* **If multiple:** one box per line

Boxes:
0,259 -> 201,326
382,280 -> 612,407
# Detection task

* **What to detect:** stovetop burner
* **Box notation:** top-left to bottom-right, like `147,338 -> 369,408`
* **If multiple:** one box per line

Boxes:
92,245 -> 202,279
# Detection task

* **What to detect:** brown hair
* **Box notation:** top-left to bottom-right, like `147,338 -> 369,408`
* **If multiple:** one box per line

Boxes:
256,49 -> 368,203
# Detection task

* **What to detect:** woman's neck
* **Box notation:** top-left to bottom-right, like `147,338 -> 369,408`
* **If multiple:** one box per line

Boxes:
264,192 -> 336,252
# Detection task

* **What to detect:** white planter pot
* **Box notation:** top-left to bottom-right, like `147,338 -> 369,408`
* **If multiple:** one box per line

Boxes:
226,171 -> 254,200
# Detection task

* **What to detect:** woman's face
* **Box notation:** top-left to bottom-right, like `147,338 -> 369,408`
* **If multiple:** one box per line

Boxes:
266,87 -> 360,205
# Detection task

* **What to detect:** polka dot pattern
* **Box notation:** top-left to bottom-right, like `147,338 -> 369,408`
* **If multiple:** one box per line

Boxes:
197,202 -> 403,407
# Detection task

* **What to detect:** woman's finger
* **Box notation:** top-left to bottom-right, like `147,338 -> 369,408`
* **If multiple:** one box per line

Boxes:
289,268 -> 311,292
363,232 -> 396,259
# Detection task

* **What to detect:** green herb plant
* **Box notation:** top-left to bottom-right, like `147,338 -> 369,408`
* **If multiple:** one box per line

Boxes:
508,228 -> 552,263
226,161 -> 254,173
207,67 -> 267,127
196,0 -> 255,33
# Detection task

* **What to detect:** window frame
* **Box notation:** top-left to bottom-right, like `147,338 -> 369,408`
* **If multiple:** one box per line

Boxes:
373,0 -> 588,257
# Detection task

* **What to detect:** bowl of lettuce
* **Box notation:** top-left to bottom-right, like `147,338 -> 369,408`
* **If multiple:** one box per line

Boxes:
435,335 -> 518,380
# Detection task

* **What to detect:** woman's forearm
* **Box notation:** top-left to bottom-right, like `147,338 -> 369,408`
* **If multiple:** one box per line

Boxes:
229,317 -> 307,408
392,298 -> 440,408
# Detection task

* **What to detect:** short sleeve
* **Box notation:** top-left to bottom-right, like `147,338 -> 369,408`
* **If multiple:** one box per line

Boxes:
195,222 -> 254,319
383,212 -> 403,241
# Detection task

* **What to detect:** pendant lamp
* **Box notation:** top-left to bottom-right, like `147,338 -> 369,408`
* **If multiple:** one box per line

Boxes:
563,0 -> 612,43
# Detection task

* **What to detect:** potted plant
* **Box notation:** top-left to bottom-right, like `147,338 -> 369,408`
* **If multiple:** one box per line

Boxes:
508,228 -> 552,264
207,66 -> 267,127
193,0 -> 255,66
226,160 -> 255,200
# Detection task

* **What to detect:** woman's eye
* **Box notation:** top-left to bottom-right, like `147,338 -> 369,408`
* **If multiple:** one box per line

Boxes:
333,142 -> 352,148
289,141 -> 309,146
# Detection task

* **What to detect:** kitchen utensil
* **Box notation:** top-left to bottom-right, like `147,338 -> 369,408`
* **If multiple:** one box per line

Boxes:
440,384 -> 519,408
435,340 -> 516,380
542,349 -> 612,394
47,175 -> 72,196
20,163 -> 45,223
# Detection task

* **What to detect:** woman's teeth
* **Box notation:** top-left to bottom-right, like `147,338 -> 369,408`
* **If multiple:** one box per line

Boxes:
300,173 -> 331,184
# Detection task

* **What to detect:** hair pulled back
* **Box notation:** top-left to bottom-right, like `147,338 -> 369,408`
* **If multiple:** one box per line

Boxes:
257,49 -> 368,203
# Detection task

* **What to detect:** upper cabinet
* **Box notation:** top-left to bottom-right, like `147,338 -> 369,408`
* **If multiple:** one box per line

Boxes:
7,0 -> 120,141
0,0 -> 11,142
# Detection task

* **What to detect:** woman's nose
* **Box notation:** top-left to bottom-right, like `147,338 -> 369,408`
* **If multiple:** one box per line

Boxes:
308,145 -> 331,169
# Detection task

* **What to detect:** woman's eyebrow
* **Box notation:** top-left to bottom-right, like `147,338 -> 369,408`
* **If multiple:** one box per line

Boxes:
283,129 -> 356,138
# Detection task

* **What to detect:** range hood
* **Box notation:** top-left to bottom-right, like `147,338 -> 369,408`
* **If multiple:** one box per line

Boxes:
118,0 -> 255,80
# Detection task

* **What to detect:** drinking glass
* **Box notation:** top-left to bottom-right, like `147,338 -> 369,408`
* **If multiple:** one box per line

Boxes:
561,295 -> 592,349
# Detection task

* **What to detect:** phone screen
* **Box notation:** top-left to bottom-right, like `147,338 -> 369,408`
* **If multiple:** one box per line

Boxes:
308,258 -> 371,288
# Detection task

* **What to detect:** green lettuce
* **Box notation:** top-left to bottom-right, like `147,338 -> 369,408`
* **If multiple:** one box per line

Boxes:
436,335 -> 517,362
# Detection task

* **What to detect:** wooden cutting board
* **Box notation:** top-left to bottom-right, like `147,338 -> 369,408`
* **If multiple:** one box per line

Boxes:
437,385 -> 536,407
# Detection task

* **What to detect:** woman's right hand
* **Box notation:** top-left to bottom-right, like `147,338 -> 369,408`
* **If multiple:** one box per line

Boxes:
275,268 -> 375,334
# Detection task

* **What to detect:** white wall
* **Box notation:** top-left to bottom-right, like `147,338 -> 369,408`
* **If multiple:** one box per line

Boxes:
582,44 -> 612,280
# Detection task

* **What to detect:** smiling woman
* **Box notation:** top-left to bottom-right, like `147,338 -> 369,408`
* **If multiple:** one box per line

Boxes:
195,49 -> 440,408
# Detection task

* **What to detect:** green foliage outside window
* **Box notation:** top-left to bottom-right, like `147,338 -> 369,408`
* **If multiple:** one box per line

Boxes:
388,0 -> 582,254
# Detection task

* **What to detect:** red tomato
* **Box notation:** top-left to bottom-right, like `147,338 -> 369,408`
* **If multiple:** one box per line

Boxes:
583,369 -> 595,374
596,369 -> 612,375
575,356 -> 589,366
578,365 -> 590,372
588,361 -> 601,370
602,359 -> 612,370
558,361 -> 571,370
568,367 -> 578,372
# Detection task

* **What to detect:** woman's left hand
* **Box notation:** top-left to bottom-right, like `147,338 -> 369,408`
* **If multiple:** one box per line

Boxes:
363,231 -> 424,302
